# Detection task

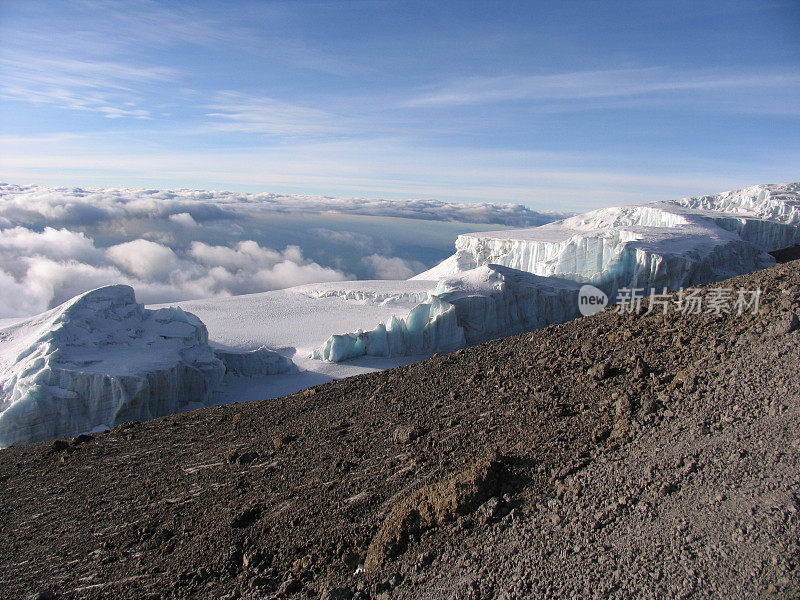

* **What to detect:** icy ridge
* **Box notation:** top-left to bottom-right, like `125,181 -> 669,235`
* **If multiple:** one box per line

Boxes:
301,288 -> 431,306
312,266 -> 581,362
673,183 -> 800,226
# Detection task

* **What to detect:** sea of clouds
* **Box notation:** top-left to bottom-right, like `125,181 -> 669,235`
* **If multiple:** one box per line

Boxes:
0,183 -> 564,318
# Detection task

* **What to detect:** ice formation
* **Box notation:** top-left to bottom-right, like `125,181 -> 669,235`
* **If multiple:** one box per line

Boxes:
312,265 -> 581,362
3,182 -> 800,444
412,184 -> 800,300
674,183 -> 800,227
161,280 -> 435,361
318,183 -> 800,363
0,285 -> 291,447
214,347 -> 296,377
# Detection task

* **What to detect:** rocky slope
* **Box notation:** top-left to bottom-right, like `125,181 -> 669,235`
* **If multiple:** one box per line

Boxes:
1,260 -> 799,600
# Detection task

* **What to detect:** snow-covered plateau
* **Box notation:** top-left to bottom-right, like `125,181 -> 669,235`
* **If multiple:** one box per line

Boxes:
1,182 -> 799,446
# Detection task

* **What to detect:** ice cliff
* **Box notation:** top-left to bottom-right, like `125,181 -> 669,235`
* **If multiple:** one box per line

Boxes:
318,183 -> 800,363
412,184 -> 800,299
312,265 -> 581,361
0,286 -> 290,447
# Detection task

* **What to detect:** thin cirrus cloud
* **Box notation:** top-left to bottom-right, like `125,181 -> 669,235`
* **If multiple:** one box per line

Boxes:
0,53 -> 176,118
0,0 -> 258,55
205,92 -> 341,135
403,68 -> 800,113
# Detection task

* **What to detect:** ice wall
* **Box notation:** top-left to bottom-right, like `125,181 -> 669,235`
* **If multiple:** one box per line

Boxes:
215,347 -> 296,377
313,266 -> 581,361
0,286 -> 291,447
312,297 -> 464,362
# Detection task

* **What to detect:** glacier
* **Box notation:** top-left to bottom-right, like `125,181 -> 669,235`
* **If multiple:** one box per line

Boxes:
321,183 -> 800,363
412,184 -> 800,300
674,182 -> 800,226
0,285 -> 292,447
312,265 -> 582,361
3,182 -> 800,445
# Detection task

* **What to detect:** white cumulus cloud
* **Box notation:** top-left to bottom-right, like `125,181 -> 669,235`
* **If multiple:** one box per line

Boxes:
0,183 -> 566,228
106,239 -> 184,281
361,254 -> 427,280
0,229 -> 348,318
169,212 -> 198,227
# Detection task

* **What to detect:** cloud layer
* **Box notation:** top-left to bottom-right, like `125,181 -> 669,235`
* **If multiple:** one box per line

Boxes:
0,183 -> 561,229
0,183 -> 562,317
0,226 -> 346,317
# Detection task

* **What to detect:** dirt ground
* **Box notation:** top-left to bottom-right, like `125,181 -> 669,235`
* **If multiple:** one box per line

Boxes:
1,260 -> 798,600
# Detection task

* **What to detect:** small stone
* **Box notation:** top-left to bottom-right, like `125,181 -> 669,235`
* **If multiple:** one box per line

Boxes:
393,425 -> 424,444
592,426 -> 611,443
478,496 -> 504,523
659,482 -> 679,496
632,357 -> 650,380
772,312 -> 800,336
640,397 -> 657,416
242,550 -> 267,570
671,370 -> 695,391
615,395 -> 632,419
48,439 -> 69,453
321,586 -> 354,600
111,420 -> 140,433
277,577 -> 302,595
591,361 -> 612,381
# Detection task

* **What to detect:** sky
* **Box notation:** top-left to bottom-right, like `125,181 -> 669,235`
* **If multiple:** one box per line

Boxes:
0,0 -> 799,211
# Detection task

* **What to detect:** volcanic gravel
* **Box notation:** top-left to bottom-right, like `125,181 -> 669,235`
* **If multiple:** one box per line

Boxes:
1,260 -> 799,600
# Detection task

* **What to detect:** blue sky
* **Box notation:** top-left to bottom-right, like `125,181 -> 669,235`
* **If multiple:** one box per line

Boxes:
0,0 -> 798,210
